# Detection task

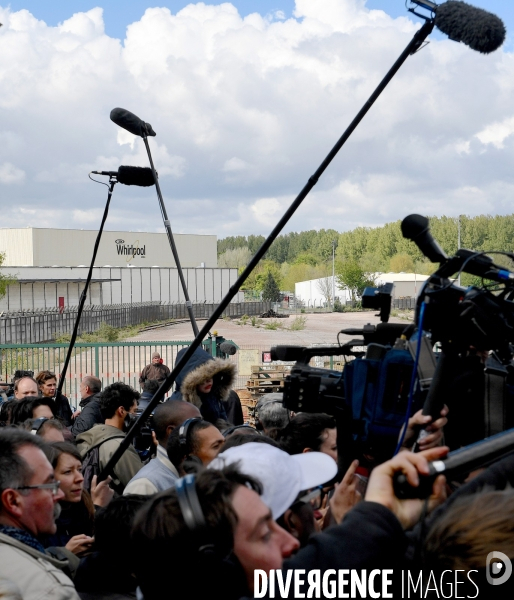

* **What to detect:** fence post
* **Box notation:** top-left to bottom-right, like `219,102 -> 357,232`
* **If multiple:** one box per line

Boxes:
95,345 -> 100,377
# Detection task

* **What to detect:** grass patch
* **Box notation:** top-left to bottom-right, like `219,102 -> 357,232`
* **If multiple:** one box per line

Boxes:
263,319 -> 282,330
289,316 -> 307,331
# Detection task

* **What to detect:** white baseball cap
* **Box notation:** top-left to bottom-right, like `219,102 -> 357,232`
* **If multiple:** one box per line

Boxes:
208,442 -> 338,518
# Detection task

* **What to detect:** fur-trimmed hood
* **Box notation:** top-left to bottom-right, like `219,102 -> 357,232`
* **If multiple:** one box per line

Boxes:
174,347 -> 236,410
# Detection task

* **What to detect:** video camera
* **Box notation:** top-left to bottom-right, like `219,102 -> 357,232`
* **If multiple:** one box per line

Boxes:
273,214 -> 514,463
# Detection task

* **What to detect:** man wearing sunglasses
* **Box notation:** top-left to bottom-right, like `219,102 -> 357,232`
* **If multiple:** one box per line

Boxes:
0,429 -> 80,600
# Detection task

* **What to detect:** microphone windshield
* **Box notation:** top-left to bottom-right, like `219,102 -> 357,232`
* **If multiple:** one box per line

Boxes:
110,108 -> 156,137
219,342 -> 237,355
401,214 -> 447,263
435,1 -> 506,54
117,166 -> 155,187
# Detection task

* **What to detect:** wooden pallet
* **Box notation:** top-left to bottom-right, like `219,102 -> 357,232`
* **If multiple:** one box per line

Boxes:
251,365 -> 292,373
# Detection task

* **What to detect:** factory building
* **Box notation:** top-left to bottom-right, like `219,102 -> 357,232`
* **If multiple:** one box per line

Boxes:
0,228 -> 217,268
0,228 -> 244,311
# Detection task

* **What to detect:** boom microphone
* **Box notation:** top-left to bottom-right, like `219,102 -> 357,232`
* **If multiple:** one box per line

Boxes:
434,1 -> 506,54
91,166 -> 155,187
110,107 -> 156,138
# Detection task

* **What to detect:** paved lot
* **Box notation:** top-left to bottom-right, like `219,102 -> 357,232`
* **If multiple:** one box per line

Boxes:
128,311 -> 413,347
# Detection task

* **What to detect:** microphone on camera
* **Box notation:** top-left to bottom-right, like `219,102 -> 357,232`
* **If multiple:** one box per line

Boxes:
91,166 -> 156,187
110,107 -> 156,137
409,0 -> 506,54
401,214 -> 448,264
394,427 -> 514,499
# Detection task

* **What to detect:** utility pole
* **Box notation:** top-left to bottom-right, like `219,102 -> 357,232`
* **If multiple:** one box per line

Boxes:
457,215 -> 461,286
332,240 -> 336,310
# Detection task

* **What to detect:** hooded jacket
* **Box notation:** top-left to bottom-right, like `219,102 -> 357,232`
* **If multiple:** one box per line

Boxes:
75,424 -> 142,491
170,347 -> 236,423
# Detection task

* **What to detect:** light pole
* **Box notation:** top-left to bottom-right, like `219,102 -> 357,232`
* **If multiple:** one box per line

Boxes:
457,215 -> 462,286
332,240 -> 336,310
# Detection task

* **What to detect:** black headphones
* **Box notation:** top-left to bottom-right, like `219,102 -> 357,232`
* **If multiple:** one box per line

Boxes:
176,474 -> 215,554
178,417 -> 202,451
30,417 -> 49,435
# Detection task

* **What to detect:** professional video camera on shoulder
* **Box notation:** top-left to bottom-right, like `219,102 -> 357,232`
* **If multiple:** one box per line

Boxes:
271,282 -> 420,461
273,214 -> 514,465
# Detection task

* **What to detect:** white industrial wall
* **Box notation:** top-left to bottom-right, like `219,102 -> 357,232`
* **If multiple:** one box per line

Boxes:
0,266 -> 243,311
295,276 -> 351,307
0,229 -> 33,266
0,228 -> 217,268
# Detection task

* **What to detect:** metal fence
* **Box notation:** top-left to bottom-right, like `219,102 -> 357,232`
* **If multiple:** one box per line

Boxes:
0,338 -> 355,407
0,340 -> 224,408
0,301 -> 272,345
392,298 -> 416,309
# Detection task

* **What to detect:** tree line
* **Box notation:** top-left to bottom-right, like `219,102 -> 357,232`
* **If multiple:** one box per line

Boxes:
218,215 -> 514,292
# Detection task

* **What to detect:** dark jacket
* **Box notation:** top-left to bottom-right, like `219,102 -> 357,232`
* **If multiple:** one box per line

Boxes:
169,347 -> 235,423
53,391 -> 73,427
226,390 -> 244,426
75,552 -> 137,599
42,501 -> 94,549
72,393 -> 103,437
139,363 -> 170,385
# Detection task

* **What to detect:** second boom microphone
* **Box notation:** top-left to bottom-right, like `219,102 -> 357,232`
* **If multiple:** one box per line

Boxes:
91,166 -> 155,187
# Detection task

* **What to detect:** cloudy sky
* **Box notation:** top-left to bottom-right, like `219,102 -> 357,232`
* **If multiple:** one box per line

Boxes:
1,0 -> 513,239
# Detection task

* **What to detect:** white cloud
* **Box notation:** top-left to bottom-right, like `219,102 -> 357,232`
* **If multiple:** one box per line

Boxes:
0,162 -> 25,184
0,1 -> 513,239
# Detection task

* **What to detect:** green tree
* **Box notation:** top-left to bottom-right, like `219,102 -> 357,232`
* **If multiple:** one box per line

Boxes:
0,252 -> 15,298
261,271 -> 281,302
389,253 -> 415,273
336,261 -> 376,302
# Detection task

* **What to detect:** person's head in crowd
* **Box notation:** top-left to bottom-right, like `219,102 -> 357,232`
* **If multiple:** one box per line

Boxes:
172,346 -> 236,423
100,382 -> 139,431
278,413 -> 338,463
21,418 -> 65,442
255,393 -> 291,436
0,400 -> 16,425
223,424 -> 259,439
166,418 -> 225,474
79,375 -> 102,400
74,494 -> 148,595
424,489 -> 514,592
151,352 -> 162,364
10,397 -> 55,424
46,442 -> 88,505
152,400 -> 201,448
210,442 -> 337,548
222,431 -> 280,452
0,428 -> 64,536
132,466 -> 299,599
35,371 -> 57,399
13,376 -> 39,400
143,379 -> 160,395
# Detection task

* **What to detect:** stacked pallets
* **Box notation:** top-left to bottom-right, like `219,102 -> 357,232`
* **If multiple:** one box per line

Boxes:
245,364 -> 293,395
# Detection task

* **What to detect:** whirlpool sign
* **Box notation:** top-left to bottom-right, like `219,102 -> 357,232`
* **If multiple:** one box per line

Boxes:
115,239 -> 146,262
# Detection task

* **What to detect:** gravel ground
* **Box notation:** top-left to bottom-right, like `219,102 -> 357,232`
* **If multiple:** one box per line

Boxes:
127,311 -> 413,347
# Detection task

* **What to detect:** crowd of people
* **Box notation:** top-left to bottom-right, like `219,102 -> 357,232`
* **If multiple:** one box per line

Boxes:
0,346 -> 512,599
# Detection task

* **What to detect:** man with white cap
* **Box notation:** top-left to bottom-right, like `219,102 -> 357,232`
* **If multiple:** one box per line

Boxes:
132,445 -> 448,599
209,442 -> 337,545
